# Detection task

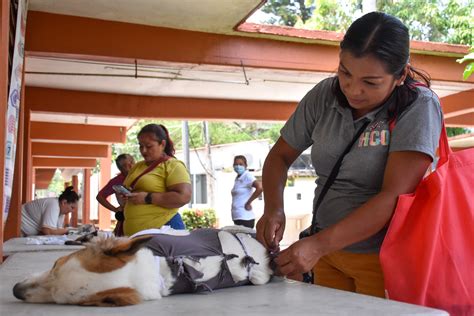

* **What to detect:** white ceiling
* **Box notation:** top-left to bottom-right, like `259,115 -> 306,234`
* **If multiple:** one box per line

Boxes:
28,0 -> 263,34
25,56 -> 334,102
25,56 -> 474,103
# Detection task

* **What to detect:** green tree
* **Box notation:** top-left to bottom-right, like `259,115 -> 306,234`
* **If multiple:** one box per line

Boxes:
378,0 -> 473,45
112,120 -> 284,162
298,0 -> 360,31
258,0 -> 474,45
260,0 -> 314,26
47,169 -> 65,196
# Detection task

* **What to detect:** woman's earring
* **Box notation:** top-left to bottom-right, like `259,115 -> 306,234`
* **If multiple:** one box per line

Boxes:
399,81 -> 404,86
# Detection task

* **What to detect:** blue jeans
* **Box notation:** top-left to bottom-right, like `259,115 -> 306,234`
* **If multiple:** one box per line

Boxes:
165,213 -> 185,230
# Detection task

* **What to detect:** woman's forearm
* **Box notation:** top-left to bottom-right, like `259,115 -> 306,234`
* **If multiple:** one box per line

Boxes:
312,191 -> 398,256
246,181 -> 263,205
41,227 -> 69,236
149,191 -> 191,208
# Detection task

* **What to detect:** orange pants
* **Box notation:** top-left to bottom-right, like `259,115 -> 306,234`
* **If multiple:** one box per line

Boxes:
313,251 -> 385,298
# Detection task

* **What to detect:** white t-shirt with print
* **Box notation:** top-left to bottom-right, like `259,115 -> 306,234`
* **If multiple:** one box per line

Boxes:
21,197 -> 65,236
231,171 -> 257,221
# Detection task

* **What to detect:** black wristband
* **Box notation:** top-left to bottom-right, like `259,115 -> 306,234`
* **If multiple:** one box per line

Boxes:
145,192 -> 153,204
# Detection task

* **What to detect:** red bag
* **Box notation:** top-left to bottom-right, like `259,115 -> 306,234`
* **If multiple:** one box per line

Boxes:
380,122 -> 474,316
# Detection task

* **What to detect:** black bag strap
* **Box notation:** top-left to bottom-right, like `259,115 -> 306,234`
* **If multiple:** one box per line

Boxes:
310,120 -> 370,234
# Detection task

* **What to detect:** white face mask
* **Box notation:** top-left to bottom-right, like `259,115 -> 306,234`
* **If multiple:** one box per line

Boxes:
233,165 -> 245,175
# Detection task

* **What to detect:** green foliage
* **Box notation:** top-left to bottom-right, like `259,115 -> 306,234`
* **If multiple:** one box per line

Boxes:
261,0 -> 314,26
298,0 -> 359,32
181,208 -> 217,230
378,0 -> 473,45
446,127 -> 471,137
47,169 -> 66,196
112,120 -> 284,162
257,0 -> 474,45
457,50 -> 474,80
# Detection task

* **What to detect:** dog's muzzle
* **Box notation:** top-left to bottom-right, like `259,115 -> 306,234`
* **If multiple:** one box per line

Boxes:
13,282 -> 27,300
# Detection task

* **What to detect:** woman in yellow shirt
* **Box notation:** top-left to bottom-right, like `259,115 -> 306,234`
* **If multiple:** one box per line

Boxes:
122,123 -> 192,236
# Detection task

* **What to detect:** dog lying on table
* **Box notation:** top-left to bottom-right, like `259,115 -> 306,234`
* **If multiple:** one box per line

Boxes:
12,227 -> 273,306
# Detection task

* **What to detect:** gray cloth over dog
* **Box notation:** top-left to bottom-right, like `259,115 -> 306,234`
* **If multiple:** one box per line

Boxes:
145,229 -> 260,294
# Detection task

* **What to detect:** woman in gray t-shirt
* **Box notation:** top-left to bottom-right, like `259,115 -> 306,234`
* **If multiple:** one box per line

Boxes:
256,12 -> 442,298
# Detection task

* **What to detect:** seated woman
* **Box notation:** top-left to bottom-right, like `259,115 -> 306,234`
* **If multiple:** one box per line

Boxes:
21,186 -> 80,236
121,123 -> 192,236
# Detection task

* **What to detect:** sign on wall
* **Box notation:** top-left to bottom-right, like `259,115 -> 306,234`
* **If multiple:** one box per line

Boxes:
3,0 -> 27,229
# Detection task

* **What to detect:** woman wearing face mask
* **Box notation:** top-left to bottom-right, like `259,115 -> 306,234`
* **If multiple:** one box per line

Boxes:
230,155 -> 263,229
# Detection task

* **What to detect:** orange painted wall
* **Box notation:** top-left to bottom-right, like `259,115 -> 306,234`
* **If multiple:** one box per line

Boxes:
27,87 -> 297,121
30,122 -> 127,144
0,0 -> 10,261
25,11 -> 471,83
32,143 -> 110,159
32,157 -> 97,168
83,169 -> 91,224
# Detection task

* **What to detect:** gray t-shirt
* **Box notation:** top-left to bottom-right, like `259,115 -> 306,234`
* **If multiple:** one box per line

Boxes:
281,78 -> 442,253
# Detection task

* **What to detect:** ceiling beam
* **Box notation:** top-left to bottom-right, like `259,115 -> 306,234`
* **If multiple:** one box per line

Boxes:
33,157 -> 97,168
27,87 -> 296,121
30,122 -> 127,144
440,89 -> 474,119
25,11 -> 471,83
32,142 -> 110,159
445,112 -> 474,128
34,168 -> 56,189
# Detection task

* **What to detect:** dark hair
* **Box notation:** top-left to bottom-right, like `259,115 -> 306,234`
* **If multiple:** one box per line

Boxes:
233,155 -> 248,167
137,124 -> 175,157
333,12 -> 431,120
58,186 -> 80,203
115,153 -> 133,172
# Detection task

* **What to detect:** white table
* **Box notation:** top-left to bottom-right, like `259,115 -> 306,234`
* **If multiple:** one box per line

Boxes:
0,251 -> 448,315
3,236 -> 84,255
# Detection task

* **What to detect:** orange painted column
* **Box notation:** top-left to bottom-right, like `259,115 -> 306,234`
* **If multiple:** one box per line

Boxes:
82,169 -> 91,224
22,101 -> 32,203
98,146 -> 112,230
71,175 -> 79,227
4,74 -> 25,240
0,0 -> 10,262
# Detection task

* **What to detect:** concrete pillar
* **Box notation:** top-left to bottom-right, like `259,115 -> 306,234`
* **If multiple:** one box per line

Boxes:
82,169 -> 91,224
98,147 -> 111,230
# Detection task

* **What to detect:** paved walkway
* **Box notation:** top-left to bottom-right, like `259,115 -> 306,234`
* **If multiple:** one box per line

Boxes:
1,251 -> 448,315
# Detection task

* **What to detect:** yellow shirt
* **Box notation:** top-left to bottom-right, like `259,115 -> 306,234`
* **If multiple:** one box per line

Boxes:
122,158 -> 190,236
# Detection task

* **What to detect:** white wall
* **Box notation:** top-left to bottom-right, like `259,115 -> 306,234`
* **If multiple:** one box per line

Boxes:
177,139 -> 317,246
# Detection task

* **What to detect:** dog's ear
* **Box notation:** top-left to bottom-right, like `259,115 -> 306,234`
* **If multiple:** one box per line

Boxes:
104,236 -> 152,257
79,287 -> 141,307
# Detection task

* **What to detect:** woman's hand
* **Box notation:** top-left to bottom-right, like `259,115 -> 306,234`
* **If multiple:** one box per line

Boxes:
274,235 -> 323,277
244,201 -> 252,210
256,210 -> 286,253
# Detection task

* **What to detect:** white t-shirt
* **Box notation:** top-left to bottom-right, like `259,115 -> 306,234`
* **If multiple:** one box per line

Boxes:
231,171 -> 257,221
21,197 -> 65,236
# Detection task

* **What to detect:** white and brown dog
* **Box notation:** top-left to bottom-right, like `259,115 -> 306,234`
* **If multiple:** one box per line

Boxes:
12,227 -> 273,306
